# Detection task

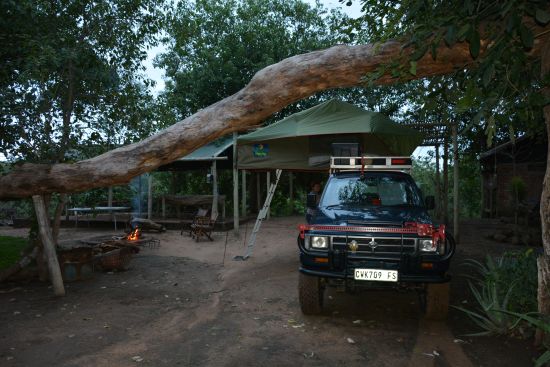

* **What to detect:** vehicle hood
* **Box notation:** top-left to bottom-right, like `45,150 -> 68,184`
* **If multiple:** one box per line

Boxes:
311,205 -> 432,226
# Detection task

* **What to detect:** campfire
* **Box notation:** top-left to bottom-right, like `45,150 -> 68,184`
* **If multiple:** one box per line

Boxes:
127,227 -> 141,241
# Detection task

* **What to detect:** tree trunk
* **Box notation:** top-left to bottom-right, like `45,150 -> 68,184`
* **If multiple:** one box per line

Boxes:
4,36 -> 547,199
52,193 -> 67,243
536,33 -> 550,346
32,195 -> 65,296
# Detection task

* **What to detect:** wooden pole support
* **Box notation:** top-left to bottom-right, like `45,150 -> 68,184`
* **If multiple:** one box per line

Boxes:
233,132 -> 239,234
211,161 -> 218,219
32,195 -> 65,296
452,124 -> 459,242
147,174 -> 153,220
241,170 -> 246,217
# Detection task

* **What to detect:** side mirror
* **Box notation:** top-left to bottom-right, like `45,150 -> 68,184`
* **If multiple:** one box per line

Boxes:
425,195 -> 435,210
306,193 -> 317,209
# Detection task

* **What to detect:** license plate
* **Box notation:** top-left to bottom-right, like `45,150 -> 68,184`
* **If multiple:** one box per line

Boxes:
354,268 -> 398,282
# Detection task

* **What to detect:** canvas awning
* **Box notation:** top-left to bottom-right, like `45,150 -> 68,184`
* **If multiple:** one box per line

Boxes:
158,135 -> 234,171
237,99 -> 424,170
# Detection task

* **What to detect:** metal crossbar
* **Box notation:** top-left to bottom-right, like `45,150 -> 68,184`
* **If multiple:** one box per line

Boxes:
234,169 -> 282,260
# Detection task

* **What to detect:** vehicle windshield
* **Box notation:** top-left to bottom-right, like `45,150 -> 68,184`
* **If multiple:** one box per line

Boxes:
320,173 -> 423,208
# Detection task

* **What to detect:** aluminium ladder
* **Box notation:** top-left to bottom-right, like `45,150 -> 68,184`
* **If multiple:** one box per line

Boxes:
234,169 -> 282,260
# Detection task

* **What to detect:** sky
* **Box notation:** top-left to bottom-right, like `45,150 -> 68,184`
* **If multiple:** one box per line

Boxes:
143,0 -> 364,94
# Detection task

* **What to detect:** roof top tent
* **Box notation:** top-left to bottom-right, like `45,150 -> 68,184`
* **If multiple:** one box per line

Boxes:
234,99 -> 425,260
237,99 -> 424,171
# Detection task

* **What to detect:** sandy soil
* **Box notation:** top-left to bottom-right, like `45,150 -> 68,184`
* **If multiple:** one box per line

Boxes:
0,217 -> 540,366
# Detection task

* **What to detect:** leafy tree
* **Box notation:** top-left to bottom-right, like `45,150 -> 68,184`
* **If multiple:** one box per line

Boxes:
0,0 -> 165,162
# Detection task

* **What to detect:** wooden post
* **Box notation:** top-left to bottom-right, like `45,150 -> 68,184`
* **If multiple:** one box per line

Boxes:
32,195 -> 65,296
443,136 -> 449,226
241,170 -> 246,217
435,144 -> 441,221
266,171 -> 271,220
211,160 -> 218,219
108,185 -> 114,221
452,124 -> 459,242
147,174 -> 153,220
233,132 -> 239,234
256,172 -> 261,212
162,196 -> 166,219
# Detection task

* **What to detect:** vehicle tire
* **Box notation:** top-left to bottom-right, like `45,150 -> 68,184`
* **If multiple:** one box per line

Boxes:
298,273 -> 323,315
424,282 -> 450,321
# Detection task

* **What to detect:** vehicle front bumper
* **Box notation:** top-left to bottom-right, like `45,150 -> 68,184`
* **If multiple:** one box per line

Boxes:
298,234 -> 455,284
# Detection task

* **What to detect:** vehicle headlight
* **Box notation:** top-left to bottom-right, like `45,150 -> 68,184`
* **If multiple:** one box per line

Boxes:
310,236 -> 329,249
419,239 -> 437,252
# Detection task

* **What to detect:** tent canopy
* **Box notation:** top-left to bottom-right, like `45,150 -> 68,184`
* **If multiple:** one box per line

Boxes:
237,99 -> 424,171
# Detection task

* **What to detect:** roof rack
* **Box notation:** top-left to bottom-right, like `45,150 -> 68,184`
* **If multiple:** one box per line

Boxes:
330,156 -> 412,173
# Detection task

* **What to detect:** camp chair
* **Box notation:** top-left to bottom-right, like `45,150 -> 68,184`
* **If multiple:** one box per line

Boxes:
181,208 -> 209,236
190,212 -> 218,242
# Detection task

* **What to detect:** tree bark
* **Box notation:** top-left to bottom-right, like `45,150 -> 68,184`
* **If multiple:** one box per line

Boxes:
2,37 -> 537,199
51,193 -> 67,243
32,195 -> 65,296
536,35 -> 550,344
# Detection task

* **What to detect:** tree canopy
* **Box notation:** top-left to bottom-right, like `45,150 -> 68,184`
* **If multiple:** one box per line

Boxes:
0,0 -> 165,163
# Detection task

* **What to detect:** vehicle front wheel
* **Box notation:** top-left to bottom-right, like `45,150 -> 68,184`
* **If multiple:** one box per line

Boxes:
423,282 -> 450,321
298,273 -> 324,315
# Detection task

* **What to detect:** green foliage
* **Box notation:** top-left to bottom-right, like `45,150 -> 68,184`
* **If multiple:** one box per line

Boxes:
412,153 -> 481,219
511,176 -> 527,203
0,236 -> 28,270
0,0 -> 165,162
455,250 -> 539,336
156,0 -> 357,123
499,311 -> 550,367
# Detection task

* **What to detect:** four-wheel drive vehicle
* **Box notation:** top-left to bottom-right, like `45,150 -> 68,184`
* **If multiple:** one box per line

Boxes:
297,157 -> 455,320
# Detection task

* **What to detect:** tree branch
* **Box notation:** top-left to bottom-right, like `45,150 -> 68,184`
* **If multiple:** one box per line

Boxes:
0,34 -> 547,199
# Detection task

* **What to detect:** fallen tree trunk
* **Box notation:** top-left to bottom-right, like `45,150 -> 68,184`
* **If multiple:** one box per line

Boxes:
0,40 -> 503,199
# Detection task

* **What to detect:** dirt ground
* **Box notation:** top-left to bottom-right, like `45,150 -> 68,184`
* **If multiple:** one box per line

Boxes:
0,217 -> 541,367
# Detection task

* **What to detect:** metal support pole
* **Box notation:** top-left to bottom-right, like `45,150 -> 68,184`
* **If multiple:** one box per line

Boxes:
256,173 -> 261,212
452,124 -> 459,242
435,144 -> 441,221
147,174 -> 153,220
443,136 -> 449,226
241,170 -> 247,217
266,171 -> 271,220
233,132 -> 239,234
211,160 -> 218,219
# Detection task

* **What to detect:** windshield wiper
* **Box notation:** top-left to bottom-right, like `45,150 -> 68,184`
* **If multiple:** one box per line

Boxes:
323,204 -> 343,209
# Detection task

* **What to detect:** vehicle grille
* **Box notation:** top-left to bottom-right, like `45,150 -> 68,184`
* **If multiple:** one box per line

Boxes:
331,236 -> 416,259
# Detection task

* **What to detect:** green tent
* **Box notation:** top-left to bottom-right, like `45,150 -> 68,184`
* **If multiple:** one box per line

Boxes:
237,99 -> 424,170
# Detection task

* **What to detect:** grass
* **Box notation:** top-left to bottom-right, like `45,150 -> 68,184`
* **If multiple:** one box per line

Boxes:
0,235 -> 28,270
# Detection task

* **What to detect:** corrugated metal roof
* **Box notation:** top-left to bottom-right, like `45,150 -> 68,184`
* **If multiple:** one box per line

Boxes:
178,135 -> 233,161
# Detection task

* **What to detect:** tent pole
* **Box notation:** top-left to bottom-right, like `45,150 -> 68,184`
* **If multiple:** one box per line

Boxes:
256,173 -> 261,212
266,171 -> 271,220
443,135 -> 449,226
233,132 -> 239,234
241,170 -> 246,217
435,144 -> 441,221
452,124 -> 460,243
211,160 -> 218,219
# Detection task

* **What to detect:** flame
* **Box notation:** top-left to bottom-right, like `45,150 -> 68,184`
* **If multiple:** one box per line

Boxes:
127,227 -> 141,241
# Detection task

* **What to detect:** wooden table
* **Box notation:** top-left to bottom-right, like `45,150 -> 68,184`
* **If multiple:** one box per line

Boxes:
67,207 -> 131,230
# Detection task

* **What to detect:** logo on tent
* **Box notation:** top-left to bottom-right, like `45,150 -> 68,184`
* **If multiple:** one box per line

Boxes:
253,143 -> 269,158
